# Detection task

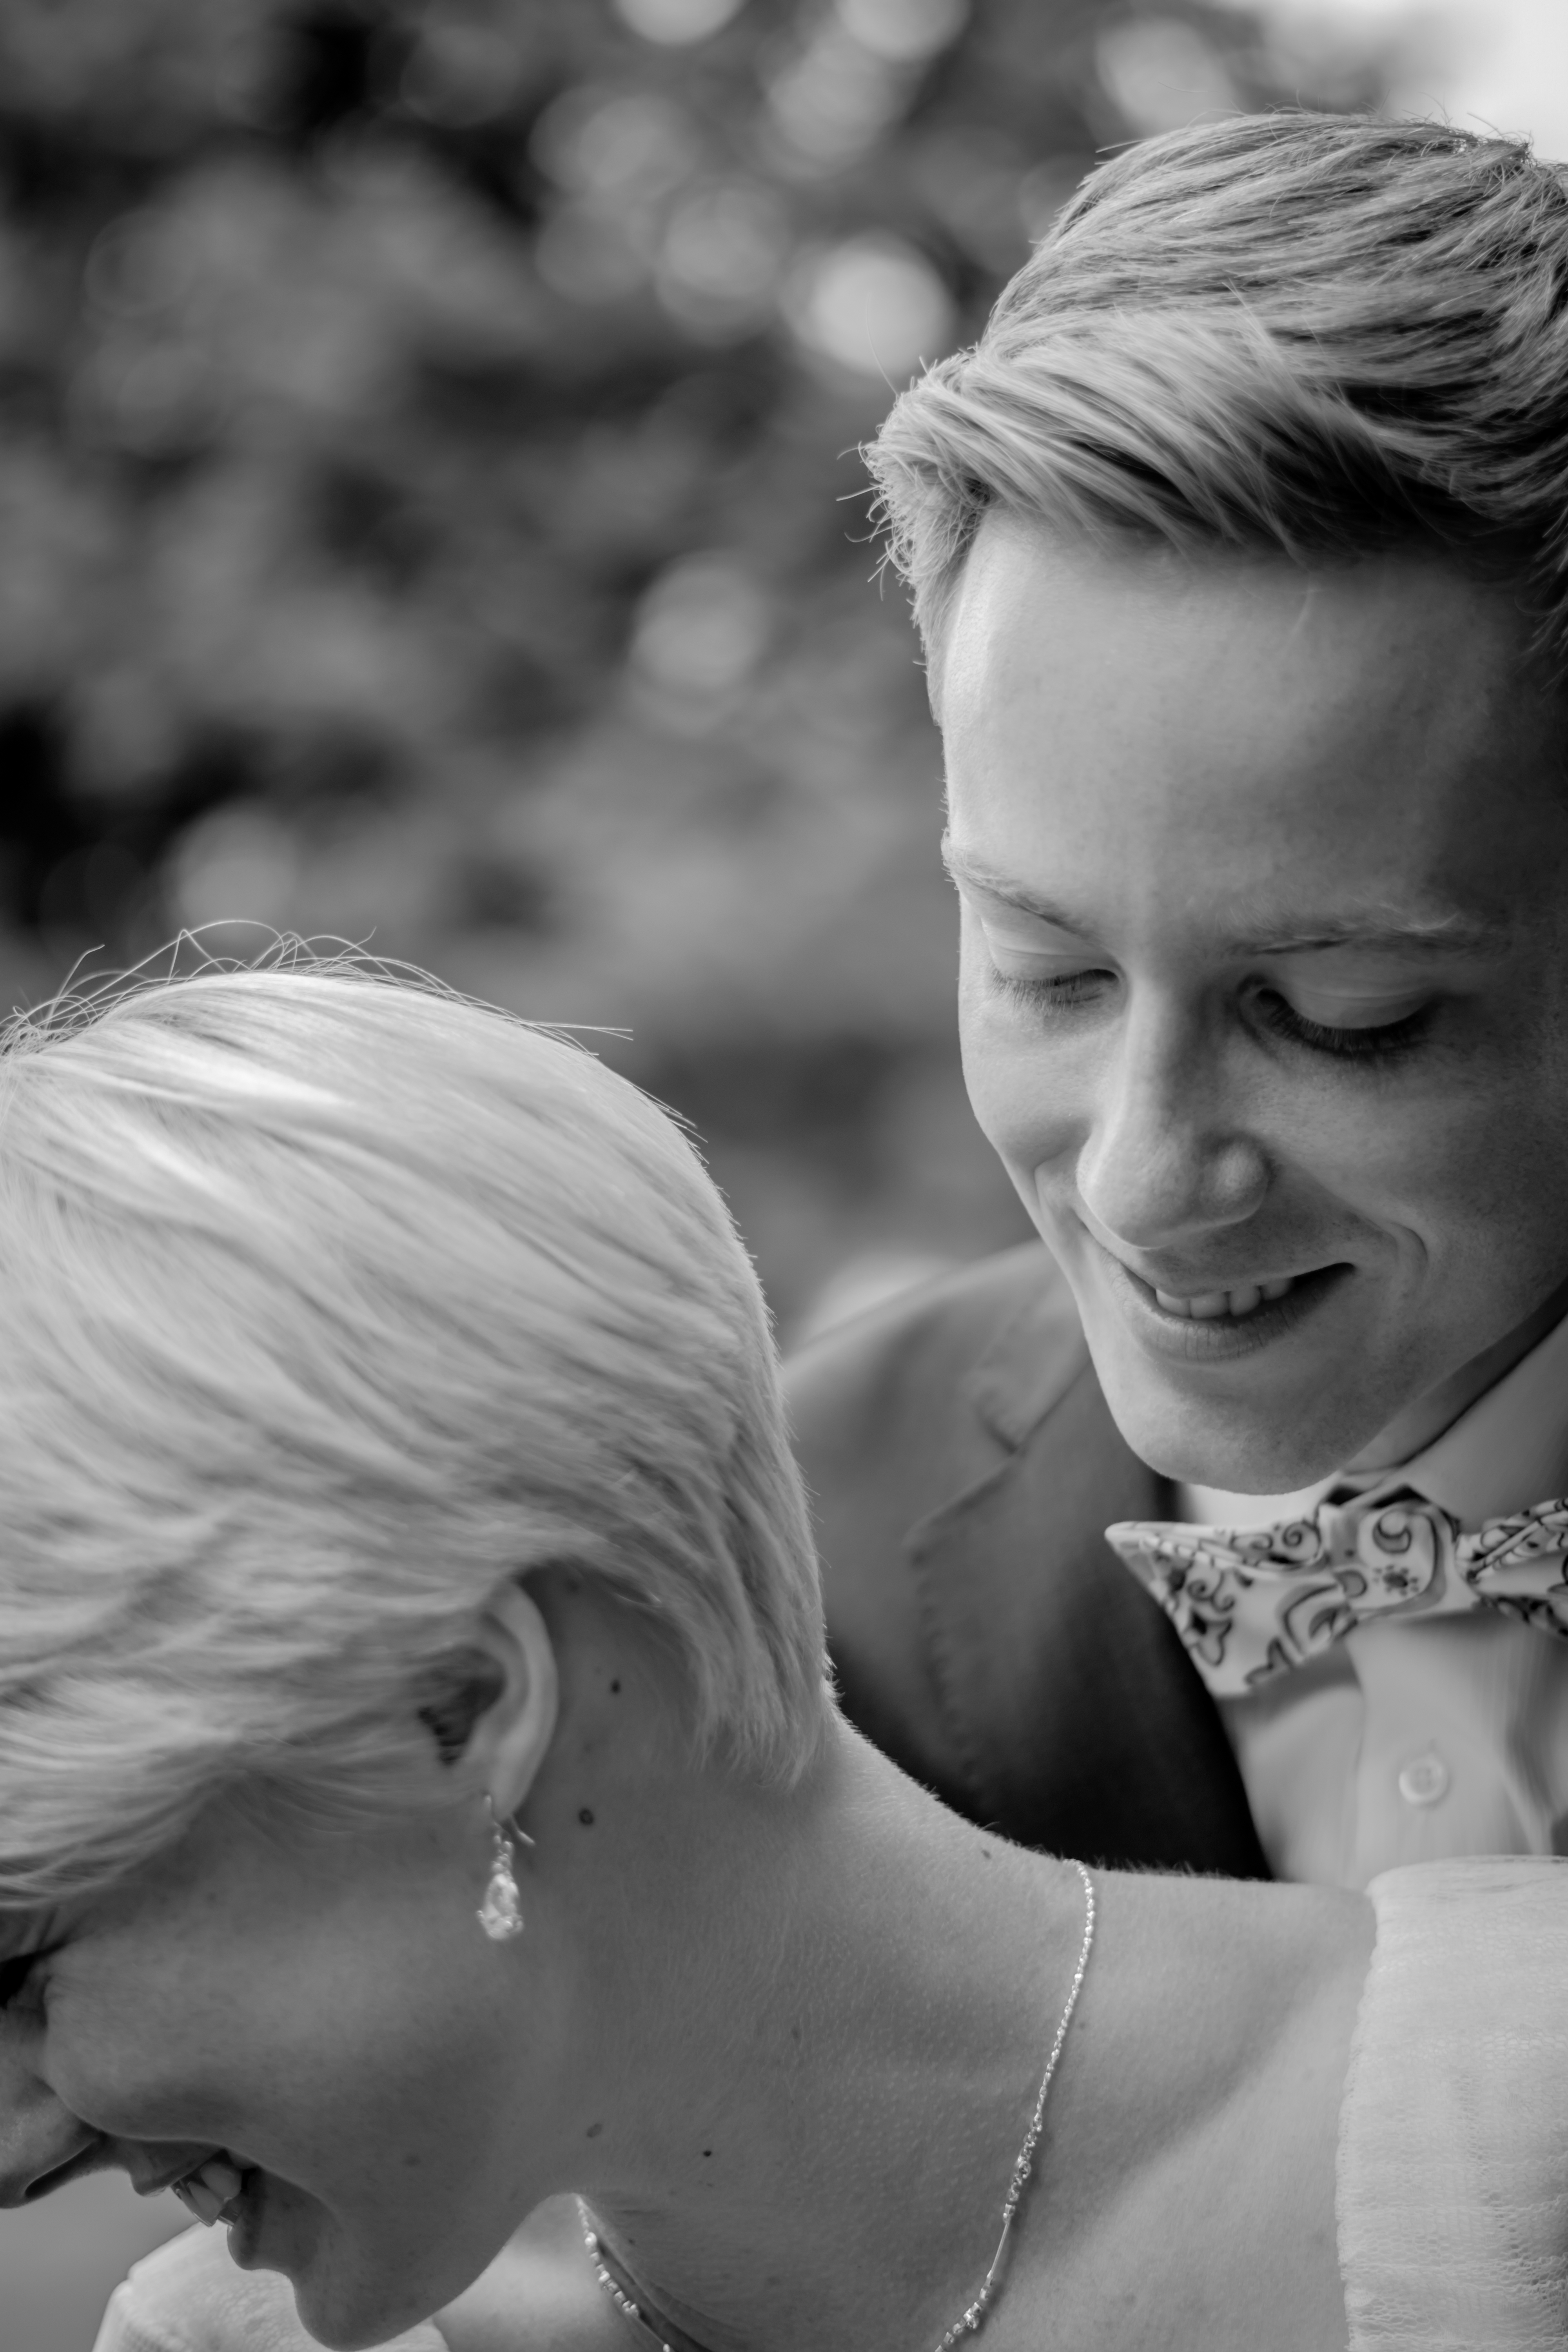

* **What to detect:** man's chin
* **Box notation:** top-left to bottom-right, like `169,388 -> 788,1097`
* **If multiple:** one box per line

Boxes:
1098,1371 -> 1383,1495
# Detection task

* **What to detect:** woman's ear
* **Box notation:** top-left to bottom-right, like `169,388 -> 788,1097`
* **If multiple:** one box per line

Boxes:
455,1578 -> 561,1821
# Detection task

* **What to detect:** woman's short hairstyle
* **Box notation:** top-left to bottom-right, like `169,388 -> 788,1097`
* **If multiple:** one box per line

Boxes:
867,114 -> 1568,691
0,953 -> 829,1906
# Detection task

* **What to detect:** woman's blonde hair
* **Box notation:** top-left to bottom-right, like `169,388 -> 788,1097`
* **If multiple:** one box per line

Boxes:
0,950 -> 829,1905
867,114 -> 1568,691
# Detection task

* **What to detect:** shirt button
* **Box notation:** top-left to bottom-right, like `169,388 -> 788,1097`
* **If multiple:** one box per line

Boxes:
1397,1749 -> 1450,1808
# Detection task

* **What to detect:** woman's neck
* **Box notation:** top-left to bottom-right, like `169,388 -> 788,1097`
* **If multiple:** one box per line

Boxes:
557,1722 -> 1093,2352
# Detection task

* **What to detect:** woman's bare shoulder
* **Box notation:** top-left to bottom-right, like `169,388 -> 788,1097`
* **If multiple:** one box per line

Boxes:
1012,1871 -> 1372,2352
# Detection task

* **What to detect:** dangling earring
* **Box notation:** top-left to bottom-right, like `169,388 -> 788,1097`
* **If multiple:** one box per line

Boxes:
477,1796 -> 528,1942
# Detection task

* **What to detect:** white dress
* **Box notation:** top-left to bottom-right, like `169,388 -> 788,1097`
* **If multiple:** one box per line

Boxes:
94,1858 -> 1568,2352
1338,1857 -> 1568,2347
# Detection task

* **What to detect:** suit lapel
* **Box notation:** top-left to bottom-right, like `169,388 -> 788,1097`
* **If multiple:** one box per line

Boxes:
907,1266 -> 1270,1875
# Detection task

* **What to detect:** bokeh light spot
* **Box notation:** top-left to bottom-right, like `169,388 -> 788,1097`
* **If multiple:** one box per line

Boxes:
657,182 -> 791,334
613,0 -> 746,45
836,0 -> 968,64
1096,19 -> 1238,135
169,804 -> 300,935
400,20 -> 526,127
531,88 -> 696,201
535,207 -> 650,302
630,555 -> 772,700
765,25 -> 899,169
83,210 -> 194,317
786,236 -> 953,381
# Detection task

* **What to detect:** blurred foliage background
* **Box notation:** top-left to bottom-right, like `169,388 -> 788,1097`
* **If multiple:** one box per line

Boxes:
2,0 -> 1412,2344
0,0 -> 1404,1346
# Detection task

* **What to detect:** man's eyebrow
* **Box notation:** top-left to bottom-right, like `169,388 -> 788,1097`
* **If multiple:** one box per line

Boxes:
1227,915 -> 1499,957
939,843 -> 1502,958
940,843 -> 1091,933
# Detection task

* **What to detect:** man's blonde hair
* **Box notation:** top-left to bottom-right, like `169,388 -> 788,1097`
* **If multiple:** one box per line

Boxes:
867,115 -> 1568,688
0,953 -> 829,1905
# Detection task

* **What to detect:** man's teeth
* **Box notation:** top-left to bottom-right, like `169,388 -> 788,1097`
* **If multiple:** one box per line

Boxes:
172,2156 -> 247,2226
1154,1276 -> 1296,1320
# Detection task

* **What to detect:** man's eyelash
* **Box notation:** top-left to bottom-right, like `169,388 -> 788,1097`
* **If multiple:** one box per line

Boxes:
1254,996 -> 1432,1059
989,968 -> 1432,1060
990,969 -> 1106,1012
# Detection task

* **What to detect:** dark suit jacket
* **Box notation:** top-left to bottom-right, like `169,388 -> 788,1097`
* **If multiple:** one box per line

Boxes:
786,1240 -> 1269,1877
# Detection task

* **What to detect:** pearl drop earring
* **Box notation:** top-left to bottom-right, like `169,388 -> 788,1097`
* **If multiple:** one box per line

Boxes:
477,1797 -> 528,1942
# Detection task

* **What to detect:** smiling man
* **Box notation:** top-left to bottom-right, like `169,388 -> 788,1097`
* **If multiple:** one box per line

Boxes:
788,114 -> 1568,1884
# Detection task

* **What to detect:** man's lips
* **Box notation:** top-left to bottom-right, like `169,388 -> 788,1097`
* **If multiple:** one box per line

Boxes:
1076,1217 -> 1351,1314
1086,1241 -> 1353,1355
1088,1239 -> 1348,1321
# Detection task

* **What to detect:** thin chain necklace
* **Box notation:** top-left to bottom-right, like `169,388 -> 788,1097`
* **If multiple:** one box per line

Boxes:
579,1860 -> 1096,2352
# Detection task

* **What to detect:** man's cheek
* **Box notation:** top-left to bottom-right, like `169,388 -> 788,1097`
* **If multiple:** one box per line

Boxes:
955,1000 -> 1017,1153
1335,1101 -> 1549,1238
960,1061 -> 1045,1183
957,988 -> 1054,1151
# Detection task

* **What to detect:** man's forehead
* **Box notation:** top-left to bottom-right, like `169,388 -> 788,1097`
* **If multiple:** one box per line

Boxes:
942,838 -> 1511,959
940,544 -> 1568,916
941,519 -> 1546,777
949,510 -> 1523,668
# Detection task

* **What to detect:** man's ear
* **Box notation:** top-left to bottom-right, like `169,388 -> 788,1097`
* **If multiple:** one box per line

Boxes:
447,1578 -> 561,1822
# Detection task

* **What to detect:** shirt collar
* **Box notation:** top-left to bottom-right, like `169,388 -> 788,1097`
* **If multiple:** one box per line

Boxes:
1180,1307 -> 1568,1534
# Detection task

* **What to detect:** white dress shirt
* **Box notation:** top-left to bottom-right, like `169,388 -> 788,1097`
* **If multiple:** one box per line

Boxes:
1179,1308 -> 1568,1887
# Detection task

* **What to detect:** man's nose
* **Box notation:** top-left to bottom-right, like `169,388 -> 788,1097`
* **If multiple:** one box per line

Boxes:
1074,1000 -> 1269,1251
0,2042 -> 100,2207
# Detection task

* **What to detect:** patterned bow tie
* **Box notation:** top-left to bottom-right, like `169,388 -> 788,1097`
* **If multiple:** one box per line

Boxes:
1105,1487 -> 1568,1697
